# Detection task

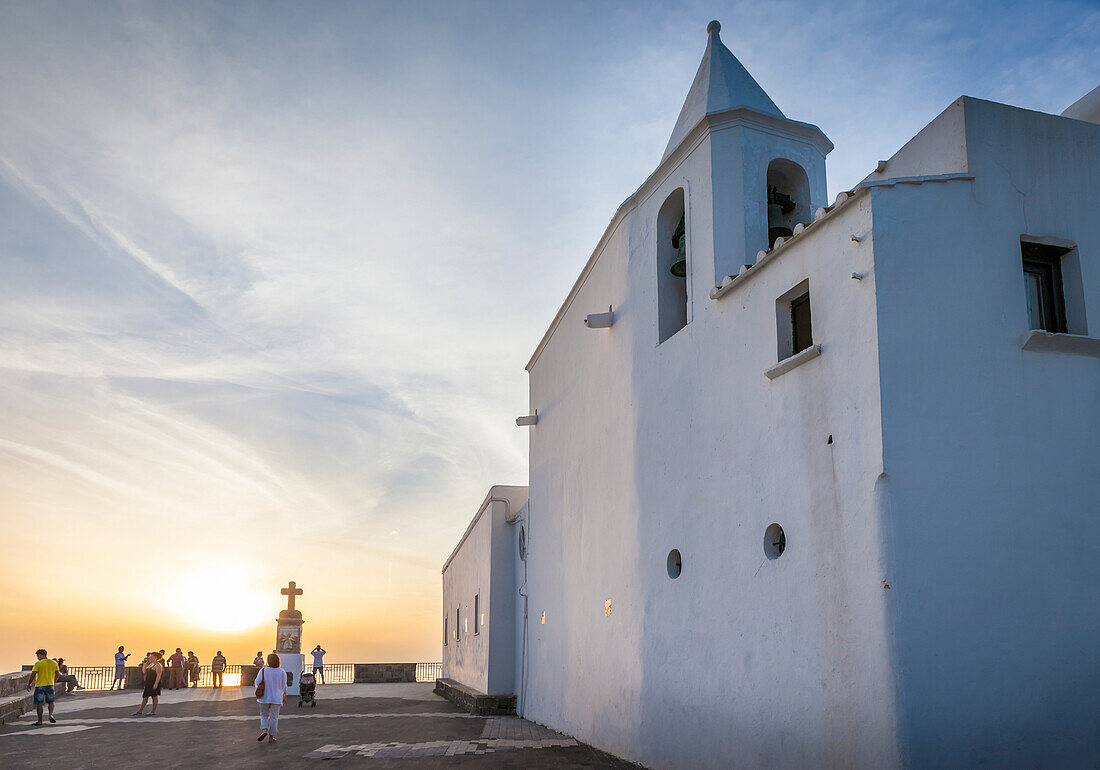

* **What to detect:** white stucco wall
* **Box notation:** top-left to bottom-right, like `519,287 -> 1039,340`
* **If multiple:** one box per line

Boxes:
443,82 -> 1098,768
513,96 -> 1099,768
871,98 -> 1100,768
441,485 -> 528,695
709,117 -> 830,283
519,107 -> 899,767
861,98 -> 969,184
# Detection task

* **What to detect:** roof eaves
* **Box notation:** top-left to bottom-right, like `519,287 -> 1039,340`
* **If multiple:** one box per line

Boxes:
441,486 -> 528,574
708,172 -> 974,301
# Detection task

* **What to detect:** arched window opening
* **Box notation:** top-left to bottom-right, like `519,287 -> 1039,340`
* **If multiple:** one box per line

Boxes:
657,188 -> 688,343
766,159 -> 811,247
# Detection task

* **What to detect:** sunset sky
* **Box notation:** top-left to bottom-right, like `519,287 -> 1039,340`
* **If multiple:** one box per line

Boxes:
0,0 -> 1095,674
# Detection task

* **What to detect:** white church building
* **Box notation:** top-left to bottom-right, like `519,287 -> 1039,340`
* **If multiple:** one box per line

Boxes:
441,21 -> 1099,769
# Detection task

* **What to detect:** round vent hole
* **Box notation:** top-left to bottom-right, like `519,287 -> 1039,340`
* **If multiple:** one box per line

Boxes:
764,524 -> 786,560
667,549 -> 682,579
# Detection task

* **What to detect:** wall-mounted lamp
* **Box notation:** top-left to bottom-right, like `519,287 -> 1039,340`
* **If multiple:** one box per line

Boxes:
516,411 -> 538,426
584,306 -> 614,328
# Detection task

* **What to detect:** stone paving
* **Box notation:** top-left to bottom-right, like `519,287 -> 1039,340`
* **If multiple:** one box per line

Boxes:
307,717 -> 580,759
0,683 -> 639,768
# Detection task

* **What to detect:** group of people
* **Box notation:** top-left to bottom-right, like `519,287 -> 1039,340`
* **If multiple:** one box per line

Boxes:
26,642 -> 329,741
130,648 -> 310,742
132,648 -> 230,715
109,646 -> 231,692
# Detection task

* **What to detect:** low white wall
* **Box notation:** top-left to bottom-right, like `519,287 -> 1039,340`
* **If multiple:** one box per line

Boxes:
442,485 -> 527,695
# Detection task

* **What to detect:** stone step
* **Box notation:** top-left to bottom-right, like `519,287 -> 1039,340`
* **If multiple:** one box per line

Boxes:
0,692 -> 31,724
433,677 -> 515,716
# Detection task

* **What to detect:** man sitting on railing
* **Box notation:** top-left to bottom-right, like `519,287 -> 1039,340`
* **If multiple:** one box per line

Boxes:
55,658 -> 83,693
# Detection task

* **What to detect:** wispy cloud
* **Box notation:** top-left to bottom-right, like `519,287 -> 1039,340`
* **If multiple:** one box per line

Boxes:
0,0 -> 1095,669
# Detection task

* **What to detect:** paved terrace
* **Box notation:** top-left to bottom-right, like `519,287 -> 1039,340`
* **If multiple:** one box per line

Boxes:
0,683 -> 637,768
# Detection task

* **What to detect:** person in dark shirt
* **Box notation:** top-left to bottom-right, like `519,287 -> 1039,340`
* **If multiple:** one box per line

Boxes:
134,652 -> 163,716
186,651 -> 200,687
211,651 -> 227,688
56,658 -> 82,693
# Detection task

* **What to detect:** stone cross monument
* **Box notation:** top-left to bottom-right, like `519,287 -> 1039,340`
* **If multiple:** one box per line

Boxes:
274,580 -> 305,695
276,580 -> 304,653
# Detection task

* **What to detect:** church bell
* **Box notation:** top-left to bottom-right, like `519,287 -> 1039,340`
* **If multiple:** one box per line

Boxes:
670,215 -> 687,277
767,185 -> 795,245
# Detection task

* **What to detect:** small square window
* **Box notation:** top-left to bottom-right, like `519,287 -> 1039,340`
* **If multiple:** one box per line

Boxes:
1022,241 -> 1068,333
776,279 -> 813,362
790,292 -> 813,355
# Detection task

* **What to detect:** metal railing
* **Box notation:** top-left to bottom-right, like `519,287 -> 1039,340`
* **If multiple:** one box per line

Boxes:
308,662 -> 354,683
65,667 -> 116,691
194,664 -> 243,688
63,662 -> 443,690
62,664 -> 245,690
416,662 -> 442,683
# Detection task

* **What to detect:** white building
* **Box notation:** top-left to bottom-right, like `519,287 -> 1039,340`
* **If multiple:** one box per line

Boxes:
442,21 -> 1100,769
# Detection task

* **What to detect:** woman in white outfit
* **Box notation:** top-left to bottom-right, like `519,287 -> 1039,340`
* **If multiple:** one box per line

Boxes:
255,652 -> 287,743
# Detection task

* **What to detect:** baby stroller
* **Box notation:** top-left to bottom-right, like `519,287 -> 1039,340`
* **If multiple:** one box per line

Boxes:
298,671 -> 317,708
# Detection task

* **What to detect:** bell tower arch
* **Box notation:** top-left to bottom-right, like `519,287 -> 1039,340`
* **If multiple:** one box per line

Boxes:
663,21 -> 832,286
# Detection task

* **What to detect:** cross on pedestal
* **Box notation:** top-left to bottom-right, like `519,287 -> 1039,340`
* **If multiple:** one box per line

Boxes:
281,580 -> 303,613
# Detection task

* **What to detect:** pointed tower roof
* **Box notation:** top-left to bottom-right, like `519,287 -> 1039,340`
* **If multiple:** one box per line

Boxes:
662,21 -> 785,162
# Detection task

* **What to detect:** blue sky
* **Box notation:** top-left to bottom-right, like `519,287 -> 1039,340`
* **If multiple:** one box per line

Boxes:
0,0 -> 1096,668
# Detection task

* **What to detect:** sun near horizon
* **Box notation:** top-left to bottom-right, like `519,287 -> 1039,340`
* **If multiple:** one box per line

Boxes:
0,548 -> 447,673
1,0 -> 1095,684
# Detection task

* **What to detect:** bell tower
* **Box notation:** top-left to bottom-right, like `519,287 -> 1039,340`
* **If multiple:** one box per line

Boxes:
663,21 -> 832,286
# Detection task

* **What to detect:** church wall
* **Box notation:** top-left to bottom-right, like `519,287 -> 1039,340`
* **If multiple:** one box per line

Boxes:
872,99 -> 1100,768
511,502 -> 529,710
496,37 -> 1100,760
707,127 -> 746,284
441,501 -> 491,692
442,486 -> 528,695
523,127 -> 900,768
742,134 -> 825,259
710,124 -> 828,284
860,97 -> 969,185
631,189 -> 897,770
520,178 -> 649,756
487,494 -> 523,694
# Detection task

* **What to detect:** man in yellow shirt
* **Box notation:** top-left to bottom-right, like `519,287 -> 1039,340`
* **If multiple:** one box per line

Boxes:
25,648 -> 59,725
